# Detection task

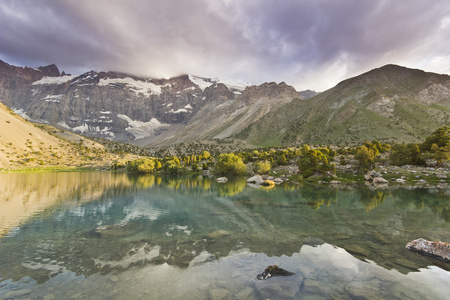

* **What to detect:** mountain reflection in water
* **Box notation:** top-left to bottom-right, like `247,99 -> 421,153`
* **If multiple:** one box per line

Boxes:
0,172 -> 449,299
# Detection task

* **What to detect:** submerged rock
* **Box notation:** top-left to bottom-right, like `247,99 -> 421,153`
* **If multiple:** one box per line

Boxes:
205,230 -> 230,240
406,238 -> 450,262
95,222 -> 144,237
208,288 -> 231,300
257,265 -> 295,280
216,177 -> 228,183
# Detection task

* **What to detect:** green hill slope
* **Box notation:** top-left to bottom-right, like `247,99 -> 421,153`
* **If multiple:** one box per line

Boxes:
238,65 -> 450,146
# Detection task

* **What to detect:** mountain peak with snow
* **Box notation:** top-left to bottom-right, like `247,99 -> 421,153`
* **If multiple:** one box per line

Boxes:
188,75 -> 251,93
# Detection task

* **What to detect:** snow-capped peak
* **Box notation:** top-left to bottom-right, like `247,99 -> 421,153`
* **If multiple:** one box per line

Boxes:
189,75 -> 251,92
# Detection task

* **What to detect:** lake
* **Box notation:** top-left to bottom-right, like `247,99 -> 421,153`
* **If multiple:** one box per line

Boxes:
0,172 -> 449,299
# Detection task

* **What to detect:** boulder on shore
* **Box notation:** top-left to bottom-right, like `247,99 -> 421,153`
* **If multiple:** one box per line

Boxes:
273,177 -> 284,184
406,238 -> 450,262
364,170 -> 382,181
329,180 -> 342,184
247,175 -> 265,184
373,177 -> 389,184
216,177 -> 228,183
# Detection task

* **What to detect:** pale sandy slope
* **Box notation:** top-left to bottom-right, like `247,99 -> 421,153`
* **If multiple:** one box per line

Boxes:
0,102 -> 138,170
0,103 -> 72,168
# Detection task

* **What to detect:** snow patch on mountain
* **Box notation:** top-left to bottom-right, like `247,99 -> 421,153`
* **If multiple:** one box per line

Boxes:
117,114 -> 169,140
43,94 -> 64,103
58,121 -> 71,130
98,77 -> 162,96
188,75 -> 213,91
216,78 -> 252,92
32,75 -> 75,85
189,75 -> 251,92
72,123 -> 89,133
13,108 -> 31,120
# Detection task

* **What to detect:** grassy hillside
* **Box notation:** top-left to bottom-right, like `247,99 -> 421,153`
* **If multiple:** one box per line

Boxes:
238,65 -> 450,146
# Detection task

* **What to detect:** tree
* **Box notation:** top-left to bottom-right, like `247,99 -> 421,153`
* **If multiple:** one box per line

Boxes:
127,158 -> 156,174
277,154 -> 289,165
354,145 -> 375,172
421,126 -> 450,151
390,143 -> 424,166
200,150 -> 211,160
163,156 -> 184,175
215,153 -> 247,176
253,160 -> 271,174
298,149 -> 335,178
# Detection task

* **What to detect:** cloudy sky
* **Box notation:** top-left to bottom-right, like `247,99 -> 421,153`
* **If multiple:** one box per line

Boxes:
1,0 -> 450,91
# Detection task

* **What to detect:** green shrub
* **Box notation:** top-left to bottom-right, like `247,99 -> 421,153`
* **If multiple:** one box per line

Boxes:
215,153 -> 247,176
162,156 -> 186,175
127,158 -> 156,173
389,143 -> 424,166
354,145 -> 375,172
298,149 -> 335,178
252,160 -> 271,174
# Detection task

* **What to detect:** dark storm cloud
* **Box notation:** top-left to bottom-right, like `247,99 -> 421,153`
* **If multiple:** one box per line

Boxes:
1,0 -> 450,90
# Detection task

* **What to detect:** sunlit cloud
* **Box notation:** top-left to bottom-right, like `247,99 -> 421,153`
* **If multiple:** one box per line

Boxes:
1,0 -> 449,91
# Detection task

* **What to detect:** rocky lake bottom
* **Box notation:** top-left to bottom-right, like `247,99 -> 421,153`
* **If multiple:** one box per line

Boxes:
0,172 -> 449,299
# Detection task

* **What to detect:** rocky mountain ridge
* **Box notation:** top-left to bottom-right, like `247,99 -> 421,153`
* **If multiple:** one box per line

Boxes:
1,60 -> 449,148
0,60 -> 299,146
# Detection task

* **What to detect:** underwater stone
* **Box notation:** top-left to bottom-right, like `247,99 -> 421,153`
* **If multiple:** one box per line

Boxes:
3,289 -> 32,299
209,288 -> 231,300
235,287 -> 256,299
344,245 -> 371,257
406,238 -> 450,262
257,265 -> 295,280
206,230 -> 230,240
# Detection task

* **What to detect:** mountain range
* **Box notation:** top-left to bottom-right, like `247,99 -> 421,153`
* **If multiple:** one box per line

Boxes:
0,59 -> 449,148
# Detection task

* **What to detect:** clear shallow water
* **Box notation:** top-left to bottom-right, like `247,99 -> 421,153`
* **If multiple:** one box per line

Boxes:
0,172 -> 449,299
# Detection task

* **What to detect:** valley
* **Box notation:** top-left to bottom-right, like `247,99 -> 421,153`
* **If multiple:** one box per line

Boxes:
0,60 -> 449,177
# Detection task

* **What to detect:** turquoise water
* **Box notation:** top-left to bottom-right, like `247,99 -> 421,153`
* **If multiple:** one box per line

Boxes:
0,172 -> 449,299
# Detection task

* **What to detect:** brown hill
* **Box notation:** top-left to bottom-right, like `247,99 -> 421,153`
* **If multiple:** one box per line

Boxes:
0,102 -> 137,170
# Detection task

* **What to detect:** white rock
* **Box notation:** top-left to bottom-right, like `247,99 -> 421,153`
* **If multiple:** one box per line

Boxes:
216,177 -> 228,183
373,177 -> 388,184
246,175 -> 264,184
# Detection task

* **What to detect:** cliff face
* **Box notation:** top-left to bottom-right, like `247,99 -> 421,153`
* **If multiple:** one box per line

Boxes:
4,60 -> 446,147
0,61 -> 60,107
0,60 -> 299,145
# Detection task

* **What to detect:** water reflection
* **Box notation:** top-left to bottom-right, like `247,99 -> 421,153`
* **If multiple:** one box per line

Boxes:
0,172 -> 136,237
0,173 -> 449,299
